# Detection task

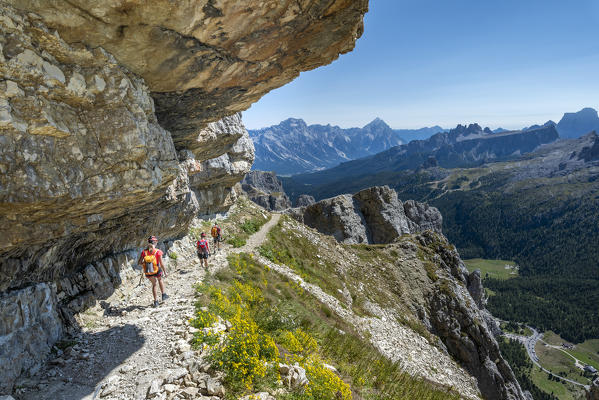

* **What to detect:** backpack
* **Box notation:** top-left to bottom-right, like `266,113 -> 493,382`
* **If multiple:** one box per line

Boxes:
211,226 -> 220,237
197,239 -> 209,254
143,249 -> 159,275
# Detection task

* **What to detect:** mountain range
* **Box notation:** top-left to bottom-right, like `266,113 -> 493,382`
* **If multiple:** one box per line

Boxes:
282,123 -> 560,193
248,118 -> 444,175
250,107 -> 599,176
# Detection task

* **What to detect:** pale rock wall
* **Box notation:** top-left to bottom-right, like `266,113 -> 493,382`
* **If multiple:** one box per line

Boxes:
8,0 -> 369,150
0,246 -> 161,393
0,283 -> 61,391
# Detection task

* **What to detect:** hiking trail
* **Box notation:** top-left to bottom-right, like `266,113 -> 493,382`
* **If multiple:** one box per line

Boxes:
14,214 -> 281,400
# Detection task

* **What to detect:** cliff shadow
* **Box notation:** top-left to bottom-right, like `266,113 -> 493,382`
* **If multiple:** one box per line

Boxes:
14,324 -> 145,400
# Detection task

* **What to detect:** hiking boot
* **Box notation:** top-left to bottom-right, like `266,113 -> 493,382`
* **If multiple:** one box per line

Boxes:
162,293 -> 169,301
152,300 -> 159,308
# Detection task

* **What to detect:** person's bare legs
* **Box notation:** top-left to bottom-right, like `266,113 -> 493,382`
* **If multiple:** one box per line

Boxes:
149,276 -> 158,301
157,276 -> 166,296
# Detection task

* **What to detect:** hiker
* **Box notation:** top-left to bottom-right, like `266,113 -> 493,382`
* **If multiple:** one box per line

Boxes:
196,232 -> 210,269
211,222 -> 222,252
138,235 -> 169,307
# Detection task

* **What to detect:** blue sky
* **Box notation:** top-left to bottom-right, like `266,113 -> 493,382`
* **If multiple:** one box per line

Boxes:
243,0 -> 599,130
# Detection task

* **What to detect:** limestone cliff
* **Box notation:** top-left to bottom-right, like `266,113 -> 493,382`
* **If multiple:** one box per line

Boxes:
7,0 -> 368,150
0,0 -> 367,391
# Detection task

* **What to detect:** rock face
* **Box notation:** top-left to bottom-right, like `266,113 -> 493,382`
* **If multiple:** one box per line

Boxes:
0,6 -> 201,293
414,231 -> 526,400
296,194 -> 315,207
241,171 -> 292,211
0,0 -> 367,390
0,283 -> 62,389
557,107 -> 599,139
8,0 -> 368,150
287,186 -> 442,244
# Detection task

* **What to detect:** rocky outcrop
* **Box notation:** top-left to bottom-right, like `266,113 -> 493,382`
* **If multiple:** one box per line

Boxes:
242,170 -> 286,194
296,194 -> 315,207
9,0 -> 368,150
241,171 -> 292,211
0,6 -> 200,293
578,131 -> 599,162
287,186 -> 442,243
182,116 -> 256,214
557,107 -> 599,139
0,0 -> 367,390
415,231 -> 526,400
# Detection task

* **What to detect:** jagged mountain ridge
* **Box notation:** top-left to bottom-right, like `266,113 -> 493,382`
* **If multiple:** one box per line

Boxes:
249,117 -> 445,175
250,107 -> 599,178
283,123 -> 559,190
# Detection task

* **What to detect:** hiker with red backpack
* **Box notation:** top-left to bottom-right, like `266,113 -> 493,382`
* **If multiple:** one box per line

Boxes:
211,222 -> 222,252
197,232 -> 210,269
138,235 -> 169,308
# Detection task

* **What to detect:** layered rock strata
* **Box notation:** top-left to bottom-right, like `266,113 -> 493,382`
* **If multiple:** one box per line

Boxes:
8,0 -> 369,149
287,186 -> 442,243
241,170 -> 292,211
0,6 -> 201,293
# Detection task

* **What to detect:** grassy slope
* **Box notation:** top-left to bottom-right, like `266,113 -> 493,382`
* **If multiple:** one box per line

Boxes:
463,258 -> 518,280
535,342 -> 590,385
192,205 -> 463,399
529,368 -> 577,400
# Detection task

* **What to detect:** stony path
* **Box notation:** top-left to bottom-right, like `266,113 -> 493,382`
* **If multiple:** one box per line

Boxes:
14,216 -> 281,400
231,213 -> 281,254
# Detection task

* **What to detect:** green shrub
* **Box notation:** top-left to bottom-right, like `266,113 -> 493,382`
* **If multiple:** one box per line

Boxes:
228,236 -> 246,248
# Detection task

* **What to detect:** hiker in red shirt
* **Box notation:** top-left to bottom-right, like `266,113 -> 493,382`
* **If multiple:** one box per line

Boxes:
196,232 -> 210,270
138,235 -> 169,308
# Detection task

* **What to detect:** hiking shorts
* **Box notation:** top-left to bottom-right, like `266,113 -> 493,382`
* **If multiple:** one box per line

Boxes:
213,235 -> 221,243
146,269 -> 163,279
198,252 -> 209,259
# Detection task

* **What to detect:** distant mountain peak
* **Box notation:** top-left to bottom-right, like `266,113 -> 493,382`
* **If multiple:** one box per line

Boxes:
556,107 -> 599,139
281,117 -> 307,127
363,117 -> 391,130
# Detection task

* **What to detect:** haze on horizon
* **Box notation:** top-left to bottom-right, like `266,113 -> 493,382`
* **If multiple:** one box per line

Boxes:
243,0 -> 599,131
